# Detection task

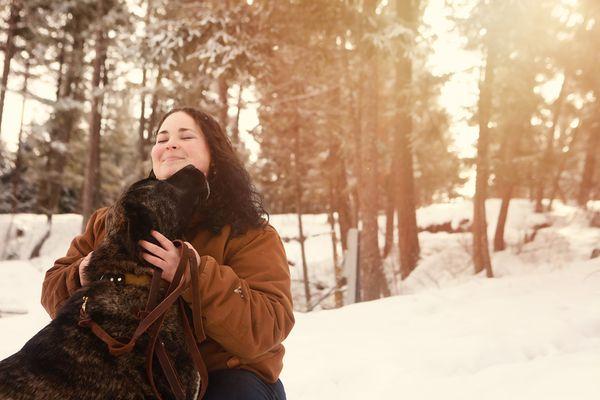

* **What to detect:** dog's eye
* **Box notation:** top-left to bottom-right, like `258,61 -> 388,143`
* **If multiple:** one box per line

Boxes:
100,274 -> 125,286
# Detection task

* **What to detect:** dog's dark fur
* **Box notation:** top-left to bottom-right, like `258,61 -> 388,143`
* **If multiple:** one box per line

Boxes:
0,165 -> 209,400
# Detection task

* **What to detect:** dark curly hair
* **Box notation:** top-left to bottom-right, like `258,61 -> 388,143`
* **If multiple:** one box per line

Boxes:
151,107 -> 268,237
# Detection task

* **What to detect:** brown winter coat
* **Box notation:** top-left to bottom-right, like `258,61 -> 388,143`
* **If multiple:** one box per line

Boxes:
41,207 -> 295,383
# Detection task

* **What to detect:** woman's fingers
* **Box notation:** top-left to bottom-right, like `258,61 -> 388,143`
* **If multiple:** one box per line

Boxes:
151,230 -> 175,250
138,239 -> 166,257
141,251 -> 168,270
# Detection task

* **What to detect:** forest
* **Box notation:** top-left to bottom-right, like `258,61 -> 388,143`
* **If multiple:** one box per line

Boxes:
0,0 -> 598,304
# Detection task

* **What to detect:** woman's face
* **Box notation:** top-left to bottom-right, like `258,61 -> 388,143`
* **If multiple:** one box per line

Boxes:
151,111 -> 211,180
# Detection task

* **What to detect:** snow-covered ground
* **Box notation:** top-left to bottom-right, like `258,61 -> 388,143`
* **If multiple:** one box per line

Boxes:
1,199 -> 599,399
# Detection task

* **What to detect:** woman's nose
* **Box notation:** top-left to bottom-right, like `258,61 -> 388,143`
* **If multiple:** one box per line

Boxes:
165,140 -> 179,149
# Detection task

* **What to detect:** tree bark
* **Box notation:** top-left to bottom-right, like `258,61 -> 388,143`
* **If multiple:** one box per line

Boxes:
472,43 -> 495,278
382,172 -> 395,258
548,124 -> 581,209
147,67 -> 163,137
395,0 -> 421,279
577,120 -> 600,208
343,27 -> 361,231
55,36 -> 66,102
0,0 -> 21,134
358,0 -> 390,301
329,86 -> 353,250
39,27 -> 85,216
138,66 -> 148,177
218,75 -> 228,135
335,155 -> 354,251
492,89 -> 528,252
327,174 -> 343,308
11,57 -> 29,213
82,27 -> 108,227
232,84 -> 243,149
327,117 -> 347,307
493,184 -> 512,252
292,125 -> 311,311
534,76 -> 567,212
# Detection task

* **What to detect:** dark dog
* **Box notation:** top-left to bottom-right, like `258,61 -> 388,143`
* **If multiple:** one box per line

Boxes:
0,165 -> 209,400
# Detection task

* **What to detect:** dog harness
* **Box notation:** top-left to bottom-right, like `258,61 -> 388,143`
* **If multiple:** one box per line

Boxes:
78,240 -> 209,400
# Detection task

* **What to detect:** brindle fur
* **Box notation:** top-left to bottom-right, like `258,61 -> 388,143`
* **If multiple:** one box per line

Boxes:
0,165 -> 209,400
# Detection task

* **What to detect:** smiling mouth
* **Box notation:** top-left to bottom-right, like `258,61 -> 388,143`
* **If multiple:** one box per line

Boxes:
163,157 -> 184,163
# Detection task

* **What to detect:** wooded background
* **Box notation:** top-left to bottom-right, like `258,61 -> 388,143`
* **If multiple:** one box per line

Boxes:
0,0 -> 598,303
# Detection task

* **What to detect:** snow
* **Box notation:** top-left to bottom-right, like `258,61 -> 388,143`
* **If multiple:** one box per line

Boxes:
282,259 -> 600,399
1,199 -> 599,399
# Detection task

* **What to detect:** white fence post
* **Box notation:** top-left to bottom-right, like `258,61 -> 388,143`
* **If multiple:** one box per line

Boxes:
343,228 -> 360,305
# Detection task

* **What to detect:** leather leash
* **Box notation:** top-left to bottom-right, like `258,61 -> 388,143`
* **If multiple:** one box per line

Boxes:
79,240 -> 209,399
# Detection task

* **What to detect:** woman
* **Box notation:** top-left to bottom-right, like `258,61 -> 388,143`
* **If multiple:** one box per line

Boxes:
41,107 -> 294,400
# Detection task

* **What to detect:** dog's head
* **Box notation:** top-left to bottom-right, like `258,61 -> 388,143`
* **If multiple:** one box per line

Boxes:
85,164 -> 209,282
76,165 -> 208,337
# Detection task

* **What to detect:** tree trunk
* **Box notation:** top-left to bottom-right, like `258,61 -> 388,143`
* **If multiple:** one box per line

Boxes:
395,0 -> 421,280
292,126 -> 311,311
327,119 -> 346,307
138,66 -> 148,177
218,75 -> 228,135
137,1 -> 153,176
548,124 -> 581,209
11,58 -> 29,213
327,176 -> 343,308
472,44 -> 495,278
82,27 -> 108,227
534,76 -> 567,213
328,85 -> 353,250
232,84 -> 243,149
577,120 -> 600,208
147,67 -> 163,137
382,172 -> 395,258
492,84 -> 529,252
0,0 -> 21,134
335,155 -> 354,251
343,31 -> 361,230
493,184 -> 512,252
55,36 -> 66,101
358,0 -> 390,301
39,28 -> 85,216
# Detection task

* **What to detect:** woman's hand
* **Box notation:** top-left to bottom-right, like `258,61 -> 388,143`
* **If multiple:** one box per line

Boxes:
79,251 -> 94,286
138,230 -> 200,283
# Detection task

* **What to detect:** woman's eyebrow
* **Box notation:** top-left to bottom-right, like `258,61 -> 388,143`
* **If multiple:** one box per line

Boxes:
157,127 -> 197,134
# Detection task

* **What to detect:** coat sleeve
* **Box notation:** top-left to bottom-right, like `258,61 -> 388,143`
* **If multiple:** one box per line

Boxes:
40,207 -> 109,319
182,225 -> 295,360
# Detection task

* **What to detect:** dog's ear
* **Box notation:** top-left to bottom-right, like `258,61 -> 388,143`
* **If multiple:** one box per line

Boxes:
166,164 -> 208,205
166,165 -> 204,189
122,199 -> 155,258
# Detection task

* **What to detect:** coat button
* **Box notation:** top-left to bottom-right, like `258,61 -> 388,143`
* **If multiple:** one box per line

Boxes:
233,286 -> 244,299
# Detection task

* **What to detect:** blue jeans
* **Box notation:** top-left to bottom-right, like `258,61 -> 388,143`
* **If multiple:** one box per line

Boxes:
203,369 -> 287,400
